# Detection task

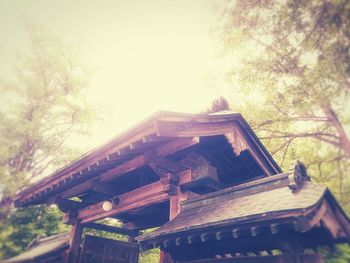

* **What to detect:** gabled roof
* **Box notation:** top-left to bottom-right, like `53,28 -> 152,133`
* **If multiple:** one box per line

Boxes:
14,111 -> 281,207
4,233 -> 69,263
137,166 -> 350,250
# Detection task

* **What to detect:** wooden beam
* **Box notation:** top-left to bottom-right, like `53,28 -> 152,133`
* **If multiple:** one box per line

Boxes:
58,137 -> 199,200
17,125 -> 158,204
155,121 -> 235,137
155,137 -> 200,157
84,222 -> 139,237
91,181 -> 116,196
149,157 -> 187,174
55,198 -> 91,212
100,153 -> 153,182
59,180 -> 94,199
78,181 -> 171,223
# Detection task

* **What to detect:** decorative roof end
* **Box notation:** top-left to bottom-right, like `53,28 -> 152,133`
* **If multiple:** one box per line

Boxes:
288,160 -> 311,192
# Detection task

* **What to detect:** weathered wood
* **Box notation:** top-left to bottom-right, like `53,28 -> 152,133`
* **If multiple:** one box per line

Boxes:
150,156 -> 187,174
92,181 -> 117,196
155,137 -> 200,157
60,180 -> 95,199
78,181 -> 171,223
63,210 -> 78,225
18,126 -> 157,205
179,254 -> 324,263
155,121 -> 235,137
160,251 -> 175,263
80,235 -> 139,263
55,198 -> 91,212
161,179 -> 189,263
57,137 -> 198,201
234,125 -> 275,176
66,220 -> 83,263
84,222 -> 139,237
100,153 -> 153,182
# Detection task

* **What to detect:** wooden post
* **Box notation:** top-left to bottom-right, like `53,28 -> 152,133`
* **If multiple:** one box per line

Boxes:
66,220 -> 83,263
160,183 -> 188,263
275,232 -> 305,263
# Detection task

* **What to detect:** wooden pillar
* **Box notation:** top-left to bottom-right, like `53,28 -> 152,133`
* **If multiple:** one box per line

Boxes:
160,184 -> 188,263
276,232 -> 305,263
66,220 -> 83,263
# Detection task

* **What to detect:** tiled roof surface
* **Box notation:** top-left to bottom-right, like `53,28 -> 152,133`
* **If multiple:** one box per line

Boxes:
138,182 -> 326,241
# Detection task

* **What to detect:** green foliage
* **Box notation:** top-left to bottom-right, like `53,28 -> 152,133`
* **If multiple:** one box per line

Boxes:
139,248 -> 160,263
0,21 -> 94,259
83,218 -> 128,242
0,21 -> 94,197
214,0 -> 350,207
213,1 -> 350,261
324,245 -> 350,263
0,205 -> 69,259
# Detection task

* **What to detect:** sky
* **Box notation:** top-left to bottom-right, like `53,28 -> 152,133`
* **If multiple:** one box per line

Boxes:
0,0 -> 227,150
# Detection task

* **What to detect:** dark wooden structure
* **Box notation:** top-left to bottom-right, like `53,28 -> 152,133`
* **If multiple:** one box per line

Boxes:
11,111 -> 350,262
79,235 -> 139,263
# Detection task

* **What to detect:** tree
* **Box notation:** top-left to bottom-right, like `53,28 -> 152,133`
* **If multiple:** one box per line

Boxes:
0,22 -> 94,258
205,96 -> 230,113
0,21 -> 94,211
214,0 -> 350,204
0,206 -> 69,259
213,0 -> 350,261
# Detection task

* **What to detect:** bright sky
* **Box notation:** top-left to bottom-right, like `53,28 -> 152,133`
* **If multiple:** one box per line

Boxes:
0,0 -> 227,150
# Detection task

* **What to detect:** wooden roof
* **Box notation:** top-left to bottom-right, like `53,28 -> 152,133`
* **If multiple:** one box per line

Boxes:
137,166 -> 350,250
4,233 -> 69,263
14,111 -> 281,208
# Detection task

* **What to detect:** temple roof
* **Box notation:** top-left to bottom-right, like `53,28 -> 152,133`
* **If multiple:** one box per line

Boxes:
14,111 -> 281,208
137,166 -> 350,249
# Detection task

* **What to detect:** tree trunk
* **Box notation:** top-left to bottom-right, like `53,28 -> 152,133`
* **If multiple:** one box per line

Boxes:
0,196 -> 12,220
323,106 -> 350,159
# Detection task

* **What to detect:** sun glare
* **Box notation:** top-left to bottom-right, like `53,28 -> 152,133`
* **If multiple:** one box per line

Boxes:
0,0 -> 225,150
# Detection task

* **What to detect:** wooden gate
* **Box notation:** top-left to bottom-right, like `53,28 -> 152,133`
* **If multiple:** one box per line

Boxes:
181,254 -> 324,263
79,235 -> 139,263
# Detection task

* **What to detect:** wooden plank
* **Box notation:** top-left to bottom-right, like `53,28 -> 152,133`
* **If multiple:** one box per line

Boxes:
150,157 -> 187,174
100,153 -> 153,182
155,137 -> 200,157
142,135 -> 172,143
60,180 -> 94,199
55,198 -> 91,212
155,121 -> 235,137
78,181 -> 171,223
80,235 -> 139,263
181,254 -> 324,263
92,181 -> 117,196
84,222 -> 139,237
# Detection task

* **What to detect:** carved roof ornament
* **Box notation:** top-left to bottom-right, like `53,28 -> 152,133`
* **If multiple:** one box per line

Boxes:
288,160 -> 311,192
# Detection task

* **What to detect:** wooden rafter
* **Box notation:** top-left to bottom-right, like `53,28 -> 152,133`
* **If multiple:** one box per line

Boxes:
57,137 -> 199,200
